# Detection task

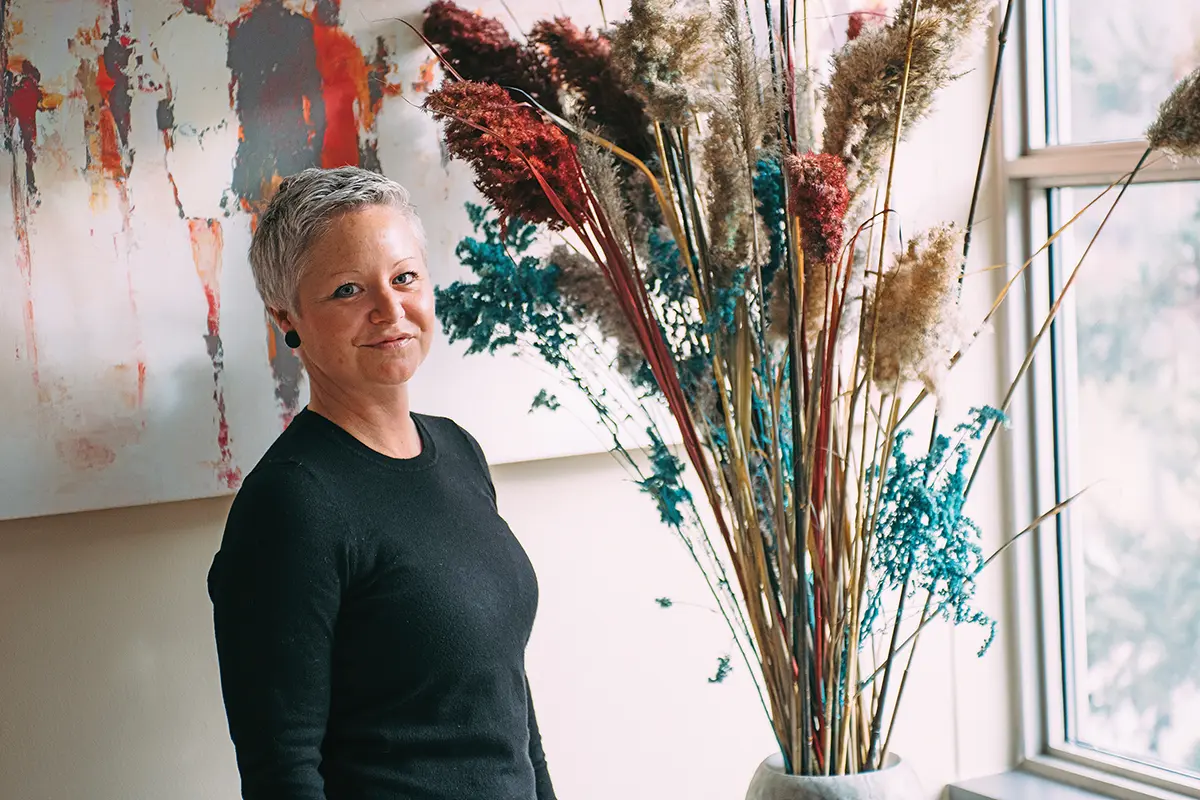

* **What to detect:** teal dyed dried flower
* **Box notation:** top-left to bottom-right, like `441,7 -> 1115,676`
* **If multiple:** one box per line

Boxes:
709,655 -> 734,683
435,204 -> 575,363
869,406 -> 1006,655
637,427 -> 693,528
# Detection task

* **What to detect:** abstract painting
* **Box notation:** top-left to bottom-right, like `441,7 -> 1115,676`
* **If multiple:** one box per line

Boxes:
0,0 -> 621,521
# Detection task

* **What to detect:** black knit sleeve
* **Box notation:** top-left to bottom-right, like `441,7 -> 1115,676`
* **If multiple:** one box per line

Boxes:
454,421 -> 498,503
526,677 -> 557,800
208,462 -> 345,800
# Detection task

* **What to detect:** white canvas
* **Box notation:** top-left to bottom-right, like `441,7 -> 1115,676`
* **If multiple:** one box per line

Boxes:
0,0 -> 629,521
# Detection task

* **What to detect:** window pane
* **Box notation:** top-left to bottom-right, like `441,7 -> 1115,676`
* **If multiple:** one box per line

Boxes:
1057,181 -> 1200,774
1060,0 -> 1200,144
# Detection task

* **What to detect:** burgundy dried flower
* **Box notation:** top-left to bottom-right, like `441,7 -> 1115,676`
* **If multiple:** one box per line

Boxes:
531,18 -> 655,161
846,9 -> 887,42
785,152 -> 851,264
425,81 -> 589,230
423,1 -> 562,116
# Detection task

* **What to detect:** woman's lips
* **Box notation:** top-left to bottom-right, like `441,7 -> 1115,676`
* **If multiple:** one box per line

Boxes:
364,335 -> 415,349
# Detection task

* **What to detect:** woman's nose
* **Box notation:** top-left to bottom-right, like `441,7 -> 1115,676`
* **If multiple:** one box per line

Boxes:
369,284 -> 406,324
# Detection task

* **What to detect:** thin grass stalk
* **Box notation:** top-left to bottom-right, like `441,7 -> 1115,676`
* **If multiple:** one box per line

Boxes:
847,203 -> 885,646
863,393 -> 904,769
851,0 -> 924,766
961,0 -> 1016,274
823,240 -> 859,612
868,569 -> 912,768
785,197 -> 815,776
803,332 -> 832,768
964,146 -> 1152,497
880,592 -> 934,762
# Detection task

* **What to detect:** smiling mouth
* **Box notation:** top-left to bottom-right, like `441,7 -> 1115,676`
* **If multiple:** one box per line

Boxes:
364,335 -> 415,349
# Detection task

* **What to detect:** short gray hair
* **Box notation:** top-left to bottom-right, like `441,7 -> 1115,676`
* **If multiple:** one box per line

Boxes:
249,166 -> 427,313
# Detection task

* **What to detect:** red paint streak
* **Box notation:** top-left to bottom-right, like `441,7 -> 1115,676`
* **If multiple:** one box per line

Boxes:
182,0 -> 216,16
7,59 -> 42,159
162,131 -> 185,216
312,23 -> 370,168
14,215 -> 40,387
216,398 -> 241,488
3,56 -> 44,388
187,218 -> 242,489
98,108 -> 124,176
95,54 -> 117,97
57,437 -> 118,470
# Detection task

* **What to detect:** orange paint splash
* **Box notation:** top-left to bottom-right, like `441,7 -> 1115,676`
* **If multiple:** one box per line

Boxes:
265,315 -> 277,362
57,437 -> 117,470
188,218 -> 224,330
411,56 -> 437,94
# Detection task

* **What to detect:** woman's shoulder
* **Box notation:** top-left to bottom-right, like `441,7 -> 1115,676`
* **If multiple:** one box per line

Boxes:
414,413 -> 489,465
228,413 -> 346,531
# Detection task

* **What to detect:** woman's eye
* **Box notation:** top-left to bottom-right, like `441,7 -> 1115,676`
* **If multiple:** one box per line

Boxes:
332,284 -> 359,299
394,271 -> 418,286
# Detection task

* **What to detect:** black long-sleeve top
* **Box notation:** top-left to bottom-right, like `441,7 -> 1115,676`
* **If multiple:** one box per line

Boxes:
207,408 -> 556,800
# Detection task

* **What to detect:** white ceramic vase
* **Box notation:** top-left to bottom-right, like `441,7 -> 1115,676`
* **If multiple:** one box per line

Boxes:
745,753 -> 925,800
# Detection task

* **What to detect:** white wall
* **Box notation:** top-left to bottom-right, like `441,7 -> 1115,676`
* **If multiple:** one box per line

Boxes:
0,2 -> 1023,798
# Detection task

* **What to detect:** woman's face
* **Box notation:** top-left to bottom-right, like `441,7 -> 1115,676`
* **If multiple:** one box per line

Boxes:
283,204 -> 434,396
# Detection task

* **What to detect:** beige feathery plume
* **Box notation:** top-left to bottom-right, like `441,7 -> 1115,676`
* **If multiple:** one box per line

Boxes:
703,109 -> 755,286
716,0 -> 771,154
550,245 -> 645,377
861,224 -> 966,397
766,259 -> 831,348
574,124 -> 631,248
699,0 -> 774,289
822,0 -> 992,200
1147,66 -> 1200,159
609,0 -> 718,127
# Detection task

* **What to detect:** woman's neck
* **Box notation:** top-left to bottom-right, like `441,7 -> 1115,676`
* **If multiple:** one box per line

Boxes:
306,382 -> 422,459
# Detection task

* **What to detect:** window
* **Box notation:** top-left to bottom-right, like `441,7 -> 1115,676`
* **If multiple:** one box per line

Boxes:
1008,0 -> 1200,795
1055,0 -> 1200,144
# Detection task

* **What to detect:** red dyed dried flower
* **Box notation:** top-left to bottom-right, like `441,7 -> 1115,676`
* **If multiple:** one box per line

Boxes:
785,152 -> 851,265
423,1 -> 562,116
846,8 -> 887,41
531,17 -> 655,161
425,80 -> 589,230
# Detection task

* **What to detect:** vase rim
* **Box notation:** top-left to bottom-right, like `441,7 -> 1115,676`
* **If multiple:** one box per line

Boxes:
760,751 -> 905,775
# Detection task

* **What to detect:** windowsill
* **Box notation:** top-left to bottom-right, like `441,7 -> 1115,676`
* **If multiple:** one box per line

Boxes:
949,757 -> 1200,800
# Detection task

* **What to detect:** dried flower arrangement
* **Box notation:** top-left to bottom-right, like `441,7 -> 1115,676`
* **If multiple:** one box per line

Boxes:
416,0 -> 1200,776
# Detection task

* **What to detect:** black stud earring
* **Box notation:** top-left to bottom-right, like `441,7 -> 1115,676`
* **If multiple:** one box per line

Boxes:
284,329 -> 301,349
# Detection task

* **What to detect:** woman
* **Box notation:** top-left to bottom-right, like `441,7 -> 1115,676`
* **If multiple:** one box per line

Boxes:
207,166 -> 556,800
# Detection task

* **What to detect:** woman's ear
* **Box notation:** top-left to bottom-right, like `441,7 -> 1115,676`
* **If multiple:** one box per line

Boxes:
270,308 -> 293,335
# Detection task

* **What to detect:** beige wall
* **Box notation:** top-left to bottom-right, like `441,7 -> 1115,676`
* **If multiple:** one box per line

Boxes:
0,444 -> 1014,800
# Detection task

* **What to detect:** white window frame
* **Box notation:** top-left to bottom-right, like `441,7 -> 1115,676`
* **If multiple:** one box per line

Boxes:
1000,1 -> 1200,798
